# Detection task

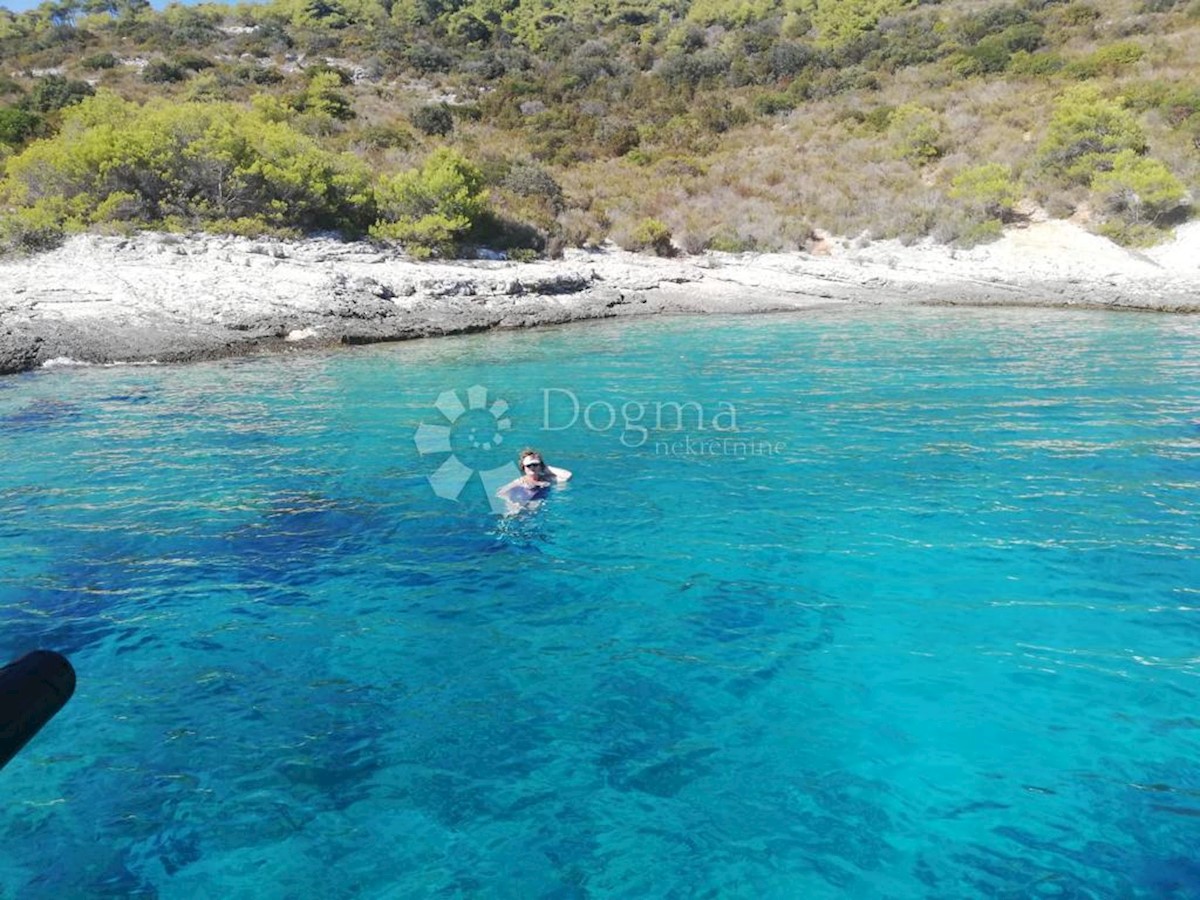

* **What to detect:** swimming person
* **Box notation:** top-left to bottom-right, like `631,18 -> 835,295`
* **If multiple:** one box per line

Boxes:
496,448 -> 572,510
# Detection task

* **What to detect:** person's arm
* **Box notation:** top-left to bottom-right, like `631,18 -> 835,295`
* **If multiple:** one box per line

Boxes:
547,465 -> 572,482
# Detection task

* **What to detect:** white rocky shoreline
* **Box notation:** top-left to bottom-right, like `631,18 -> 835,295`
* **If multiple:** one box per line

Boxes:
2,218 -> 1197,376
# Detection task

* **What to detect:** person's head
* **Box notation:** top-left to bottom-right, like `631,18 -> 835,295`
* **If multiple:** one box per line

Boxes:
518,448 -> 547,476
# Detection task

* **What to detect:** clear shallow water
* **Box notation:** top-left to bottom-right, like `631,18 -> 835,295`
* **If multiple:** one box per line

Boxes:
1,307 -> 1199,897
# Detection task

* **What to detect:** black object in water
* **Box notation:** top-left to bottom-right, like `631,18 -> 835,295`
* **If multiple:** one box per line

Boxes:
0,650 -> 76,771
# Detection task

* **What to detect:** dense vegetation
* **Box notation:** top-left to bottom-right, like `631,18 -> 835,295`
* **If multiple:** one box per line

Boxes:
0,0 -> 1195,256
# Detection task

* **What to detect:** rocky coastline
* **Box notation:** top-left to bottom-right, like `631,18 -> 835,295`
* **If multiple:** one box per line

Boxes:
2,219 -> 1197,377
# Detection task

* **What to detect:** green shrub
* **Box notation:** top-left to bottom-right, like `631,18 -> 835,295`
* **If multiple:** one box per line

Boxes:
292,0 -> 351,29
235,64 -> 286,86
161,4 -> 222,47
142,60 -> 187,83
952,3 -> 1030,45
449,104 -> 482,123
956,218 -> 1004,247
0,202 -> 69,255
1091,149 -> 1185,224
1089,40 -> 1147,70
1063,58 -> 1101,80
877,11 -> 945,67
172,52 -> 215,72
0,107 -> 42,146
771,6 -> 806,34
697,98 -> 751,134
1096,220 -> 1171,246
500,161 -> 564,211
801,0 -> 917,46
768,41 -> 820,79
1,93 -> 374,236
657,49 -> 731,91
707,229 -> 759,253
411,103 -> 453,136
625,148 -> 655,167
299,71 -> 355,122
297,64 -> 349,86
370,147 -> 489,257
81,52 -> 118,70
951,19 -> 1041,76
182,72 -> 229,103
595,120 -> 640,156
950,39 -> 1010,77
23,75 -> 94,113
405,43 -> 453,74
1007,50 -> 1064,75
843,105 -> 894,132
1065,41 -> 1147,78
686,0 -> 779,27
1124,83 -> 1200,129
888,103 -> 946,164
949,163 -> 1021,219
620,217 -> 674,255
753,92 -> 796,116
1058,1 -> 1101,25
1000,22 -> 1045,52
1036,85 -> 1147,184
353,121 -> 415,151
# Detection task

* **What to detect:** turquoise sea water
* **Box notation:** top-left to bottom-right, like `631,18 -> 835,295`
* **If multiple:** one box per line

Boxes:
2,307 -> 1199,897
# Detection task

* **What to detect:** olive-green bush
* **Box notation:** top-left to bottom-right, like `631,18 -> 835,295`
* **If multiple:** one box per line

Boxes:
949,163 -> 1021,220
1091,149 -> 1185,225
619,217 -> 674,255
0,107 -> 41,146
24,75 -> 95,113
1036,85 -> 1147,184
888,103 -> 946,164
411,103 -> 453,136
370,147 -> 489,257
1,92 -> 374,235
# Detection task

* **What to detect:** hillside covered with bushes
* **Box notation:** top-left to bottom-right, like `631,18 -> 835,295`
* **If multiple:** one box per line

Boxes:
0,0 -> 1196,257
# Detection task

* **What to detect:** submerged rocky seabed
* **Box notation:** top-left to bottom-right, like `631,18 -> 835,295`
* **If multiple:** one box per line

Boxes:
2,309 -> 1198,895
2,219 -> 1197,376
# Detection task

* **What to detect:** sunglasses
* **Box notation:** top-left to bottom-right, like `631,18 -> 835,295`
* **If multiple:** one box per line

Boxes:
522,460 -> 545,470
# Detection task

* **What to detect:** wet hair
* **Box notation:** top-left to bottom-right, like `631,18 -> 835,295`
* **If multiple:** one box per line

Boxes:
517,447 -> 543,466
